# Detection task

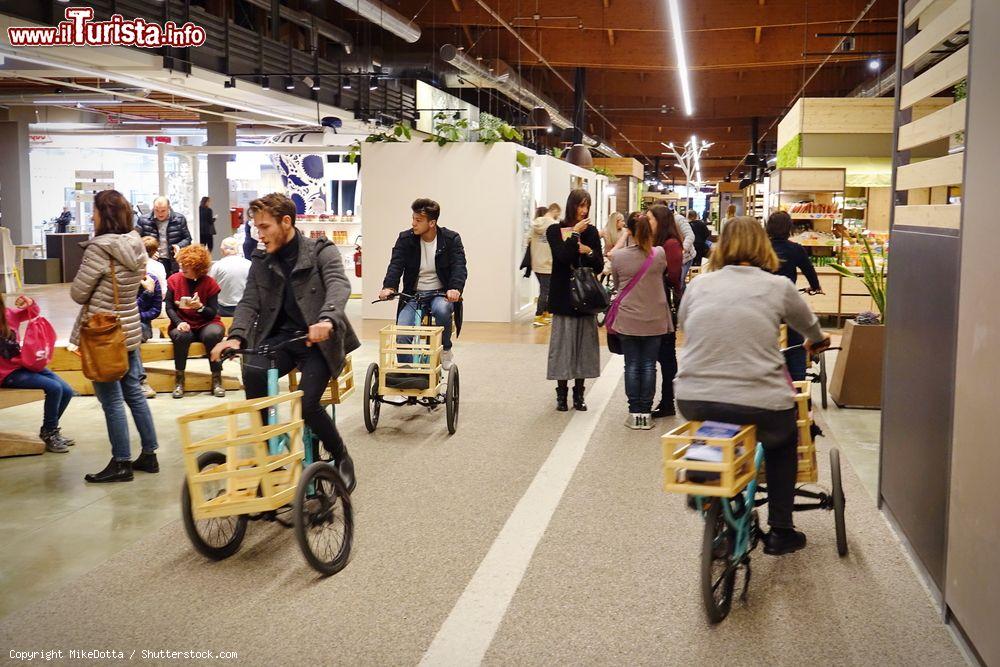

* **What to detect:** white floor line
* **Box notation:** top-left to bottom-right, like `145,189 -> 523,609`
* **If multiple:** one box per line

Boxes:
419,361 -> 625,667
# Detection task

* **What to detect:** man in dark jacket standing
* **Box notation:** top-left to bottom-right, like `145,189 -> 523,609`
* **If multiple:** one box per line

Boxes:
135,196 -> 192,276
688,210 -> 711,266
378,198 -> 467,370
211,193 -> 360,491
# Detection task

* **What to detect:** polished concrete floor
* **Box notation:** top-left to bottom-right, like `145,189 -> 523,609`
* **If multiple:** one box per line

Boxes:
0,284 -> 953,665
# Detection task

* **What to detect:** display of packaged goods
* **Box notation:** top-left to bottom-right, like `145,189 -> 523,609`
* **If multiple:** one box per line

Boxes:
785,201 -> 838,215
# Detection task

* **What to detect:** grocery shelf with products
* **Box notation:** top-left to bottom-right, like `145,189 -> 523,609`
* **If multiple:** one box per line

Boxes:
297,213 -> 362,295
769,168 -> 847,268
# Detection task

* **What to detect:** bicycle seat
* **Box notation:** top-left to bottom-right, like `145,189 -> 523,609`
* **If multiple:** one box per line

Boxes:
384,372 -> 431,390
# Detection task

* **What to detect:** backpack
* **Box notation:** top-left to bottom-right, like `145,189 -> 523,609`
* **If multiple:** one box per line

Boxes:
18,315 -> 56,372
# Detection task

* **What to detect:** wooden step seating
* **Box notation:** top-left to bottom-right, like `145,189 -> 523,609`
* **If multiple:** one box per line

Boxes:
179,391 -> 304,520
52,316 -> 241,396
0,389 -> 45,457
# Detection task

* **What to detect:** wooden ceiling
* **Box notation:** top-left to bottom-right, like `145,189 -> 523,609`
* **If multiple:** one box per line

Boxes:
390,0 -> 899,181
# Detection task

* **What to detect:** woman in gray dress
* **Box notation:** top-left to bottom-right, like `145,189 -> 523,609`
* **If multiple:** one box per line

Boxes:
545,189 -> 604,411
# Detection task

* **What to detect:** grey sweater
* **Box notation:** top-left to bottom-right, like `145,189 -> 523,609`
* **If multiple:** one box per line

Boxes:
675,265 -> 824,411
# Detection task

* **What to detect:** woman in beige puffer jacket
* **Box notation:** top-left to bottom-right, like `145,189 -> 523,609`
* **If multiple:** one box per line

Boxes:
530,203 -> 560,326
71,189 -> 160,484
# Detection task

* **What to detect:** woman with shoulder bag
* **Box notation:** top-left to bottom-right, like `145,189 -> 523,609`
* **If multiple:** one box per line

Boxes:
609,212 -> 669,429
545,189 -> 604,411
648,205 -> 685,418
71,189 -> 159,483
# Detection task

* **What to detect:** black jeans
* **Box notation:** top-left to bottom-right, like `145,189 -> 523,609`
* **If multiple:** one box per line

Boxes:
656,332 -> 677,408
170,323 -> 225,372
535,272 -> 551,316
677,399 -> 799,530
217,304 -> 236,317
241,336 -> 346,461
784,327 -> 807,382
160,257 -> 178,277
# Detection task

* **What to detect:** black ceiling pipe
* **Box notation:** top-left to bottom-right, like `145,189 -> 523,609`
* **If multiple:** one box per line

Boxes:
573,67 -> 586,145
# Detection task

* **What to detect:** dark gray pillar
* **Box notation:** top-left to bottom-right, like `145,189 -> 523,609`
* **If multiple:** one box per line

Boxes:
0,121 -> 34,245
206,122 -> 236,259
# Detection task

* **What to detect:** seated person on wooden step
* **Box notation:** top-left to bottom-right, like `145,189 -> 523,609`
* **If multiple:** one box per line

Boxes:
211,193 -> 360,493
377,198 -> 467,371
0,294 -> 75,453
166,244 -> 225,399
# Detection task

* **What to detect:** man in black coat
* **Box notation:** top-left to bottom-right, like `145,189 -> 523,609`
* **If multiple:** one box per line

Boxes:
212,193 -> 360,491
378,198 -> 467,370
688,210 -> 711,266
135,196 -> 192,276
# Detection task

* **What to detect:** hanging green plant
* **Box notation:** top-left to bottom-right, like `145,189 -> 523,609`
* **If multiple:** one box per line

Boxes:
551,146 -> 564,159
515,152 -> 532,172
953,79 -> 967,144
478,114 -> 524,145
425,112 -> 469,146
347,121 -> 412,163
591,166 -> 614,178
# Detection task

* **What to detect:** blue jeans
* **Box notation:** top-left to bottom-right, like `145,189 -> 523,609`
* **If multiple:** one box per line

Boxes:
2,368 -> 74,431
398,293 -> 454,349
680,259 -> 693,285
92,349 -> 158,460
620,334 -> 661,413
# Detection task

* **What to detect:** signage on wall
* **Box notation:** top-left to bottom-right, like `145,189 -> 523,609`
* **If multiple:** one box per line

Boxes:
7,7 -> 206,48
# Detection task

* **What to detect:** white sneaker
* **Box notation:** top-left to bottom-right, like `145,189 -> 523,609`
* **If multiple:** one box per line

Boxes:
441,349 -> 454,370
625,413 -> 643,430
639,413 -> 655,430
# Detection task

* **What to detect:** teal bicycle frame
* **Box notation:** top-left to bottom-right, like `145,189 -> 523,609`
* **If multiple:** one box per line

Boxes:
697,444 -> 766,561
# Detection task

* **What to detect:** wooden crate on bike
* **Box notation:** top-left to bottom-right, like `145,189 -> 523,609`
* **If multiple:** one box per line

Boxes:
378,324 -> 443,398
178,391 -> 305,520
662,422 -> 757,497
758,382 -> 818,483
289,353 -> 356,405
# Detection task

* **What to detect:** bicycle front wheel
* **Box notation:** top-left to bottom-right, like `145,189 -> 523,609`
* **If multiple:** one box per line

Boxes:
294,461 -> 353,576
701,500 -> 737,624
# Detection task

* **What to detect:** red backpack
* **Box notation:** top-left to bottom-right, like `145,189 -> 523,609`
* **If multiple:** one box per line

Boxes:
18,315 -> 56,372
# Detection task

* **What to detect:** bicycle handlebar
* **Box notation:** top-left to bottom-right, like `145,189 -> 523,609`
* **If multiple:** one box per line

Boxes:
372,290 -> 461,304
220,333 -> 309,361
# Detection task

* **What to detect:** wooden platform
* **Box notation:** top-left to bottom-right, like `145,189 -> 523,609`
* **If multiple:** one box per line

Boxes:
0,431 -> 44,458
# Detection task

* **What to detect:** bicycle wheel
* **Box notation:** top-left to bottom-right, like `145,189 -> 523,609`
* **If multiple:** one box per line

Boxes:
701,500 -> 737,624
294,461 -> 354,576
445,364 -> 460,435
181,451 -> 248,560
363,362 -> 380,433
830,448 -> 848,557
819,354 -> 829,409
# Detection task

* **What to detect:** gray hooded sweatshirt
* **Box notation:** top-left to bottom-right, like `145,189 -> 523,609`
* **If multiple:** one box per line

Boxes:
70,231 -> 148,351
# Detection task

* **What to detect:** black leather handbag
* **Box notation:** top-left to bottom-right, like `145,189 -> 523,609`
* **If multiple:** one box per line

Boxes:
570,264 -> 611,316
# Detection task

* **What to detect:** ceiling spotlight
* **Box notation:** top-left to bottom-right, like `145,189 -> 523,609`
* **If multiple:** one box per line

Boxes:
311,77 -> 321,91
224,76 -> 236,89
868,58 -> 881,71
260,75 -> 270,90
284,76 -> 295,90
546,126 -> 553,134
369,75 -> 379,91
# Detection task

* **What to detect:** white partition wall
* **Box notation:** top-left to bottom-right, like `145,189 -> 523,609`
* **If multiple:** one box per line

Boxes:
360,142 -> 528,323
534,155 -> 608,226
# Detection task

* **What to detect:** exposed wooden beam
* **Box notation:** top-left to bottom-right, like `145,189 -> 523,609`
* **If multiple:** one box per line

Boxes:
602,0 -> 610,7
451,0 -> 462,11
754,26 -> 762,45
607,28 -> 615,47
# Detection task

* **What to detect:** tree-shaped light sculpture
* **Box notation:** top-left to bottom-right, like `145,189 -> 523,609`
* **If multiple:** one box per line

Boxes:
661,135 -> 713,189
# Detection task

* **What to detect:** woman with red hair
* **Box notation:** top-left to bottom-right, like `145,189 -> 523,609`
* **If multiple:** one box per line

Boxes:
166,244 -> 225,398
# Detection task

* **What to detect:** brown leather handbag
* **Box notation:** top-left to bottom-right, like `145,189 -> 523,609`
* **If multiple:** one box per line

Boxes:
79,258 -> 129,382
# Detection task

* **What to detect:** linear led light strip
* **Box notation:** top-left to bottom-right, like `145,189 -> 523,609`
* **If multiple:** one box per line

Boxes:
668,0 -> 693,116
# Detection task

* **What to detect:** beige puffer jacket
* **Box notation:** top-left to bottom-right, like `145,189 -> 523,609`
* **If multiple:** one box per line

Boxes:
70,231 -> 147,351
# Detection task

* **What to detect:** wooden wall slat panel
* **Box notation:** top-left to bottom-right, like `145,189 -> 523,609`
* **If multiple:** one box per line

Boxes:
896,152 -> 964,189
898,99 -> 966,150
900,46 -> 969,109
893,204 -> 961,228
903,0 -> 971,67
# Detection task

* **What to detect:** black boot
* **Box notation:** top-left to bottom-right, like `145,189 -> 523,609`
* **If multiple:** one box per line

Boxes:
763,527 -> 807,556
337,452 -> 356,494
211,371 -> 226,398
132,451 -> 159,473
572,383 -> 588,411
84,458 -> 133,483
652,400 -> 676,419
172,371 -> 185,399
555,385 -> 569,412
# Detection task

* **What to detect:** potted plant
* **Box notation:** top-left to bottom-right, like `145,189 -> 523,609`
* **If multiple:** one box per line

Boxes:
827,235 -> 887,408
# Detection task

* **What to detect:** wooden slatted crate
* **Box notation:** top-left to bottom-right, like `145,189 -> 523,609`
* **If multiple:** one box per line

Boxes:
179,391 -> 304,520
662,422 -> 757,497
378,324 -> 443,398
289,354 -> 355,405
